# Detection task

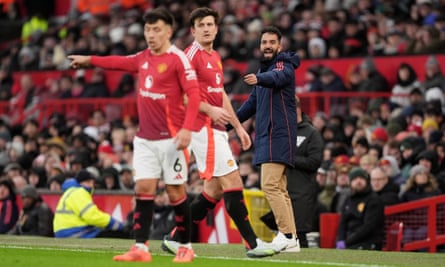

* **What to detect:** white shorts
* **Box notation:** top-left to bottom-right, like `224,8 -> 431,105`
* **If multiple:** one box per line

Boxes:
191,125 -> 238,180
132,136 -> 189,185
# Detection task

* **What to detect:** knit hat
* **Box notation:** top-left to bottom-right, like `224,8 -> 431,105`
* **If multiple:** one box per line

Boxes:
422,118 -> 439,131
371,127 -> 388,142
425,87 -> 445,105
400,138 -> 414,151
349,167 -> 369,182
426,55 -> 439,67
409,164 -> 428,177
386,121 -> 403,137
21,185 -> 39,199
407,123 -> 422,136
76,170 -> 95,183
334,154 -> 350,166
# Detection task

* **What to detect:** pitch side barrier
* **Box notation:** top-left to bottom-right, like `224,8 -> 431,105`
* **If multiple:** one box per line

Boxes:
320,195 -> 445,252
0,91 -> 396,127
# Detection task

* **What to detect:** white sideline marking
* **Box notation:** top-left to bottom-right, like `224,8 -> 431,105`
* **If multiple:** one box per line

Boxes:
0,245 -> 395,267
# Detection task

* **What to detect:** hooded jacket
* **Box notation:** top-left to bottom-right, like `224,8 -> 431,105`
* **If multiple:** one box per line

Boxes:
53,178 -> 123,238
236,52 -> 300,167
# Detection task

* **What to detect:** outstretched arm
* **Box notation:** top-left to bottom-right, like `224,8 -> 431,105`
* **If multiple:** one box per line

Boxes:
68,54 -> 139,72
68,55 -> 91,69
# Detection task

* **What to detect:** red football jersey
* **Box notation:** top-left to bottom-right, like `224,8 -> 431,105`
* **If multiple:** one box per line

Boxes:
185,41 -> 225,131
91,45 -> 200,140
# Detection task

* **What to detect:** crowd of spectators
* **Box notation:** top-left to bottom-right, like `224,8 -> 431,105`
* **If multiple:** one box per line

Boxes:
1,0 -> 445,243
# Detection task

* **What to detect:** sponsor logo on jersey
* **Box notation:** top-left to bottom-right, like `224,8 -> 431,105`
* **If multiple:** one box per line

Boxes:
144,75 -> 153,88
207,86 -> 223,93
157,63 -> 167,73
139,90 -> 166,100
216,73 -> 221,85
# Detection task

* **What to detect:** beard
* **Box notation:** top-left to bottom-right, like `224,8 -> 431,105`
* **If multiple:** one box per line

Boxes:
260,48 -> 279,61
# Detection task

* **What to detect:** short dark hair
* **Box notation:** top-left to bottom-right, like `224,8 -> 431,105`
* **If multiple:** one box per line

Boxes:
261,26 -> 282,41
143,7 -> 175,26
189,7 -> 219,27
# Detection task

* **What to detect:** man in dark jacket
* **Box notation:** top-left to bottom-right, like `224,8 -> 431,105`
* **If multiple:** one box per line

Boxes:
235,26 -> 300,252
336,167 -> 384,250
13,185 -> 53,236
369,167 -> 400,207
287,97 -> 324,247
259,97 -> 324,248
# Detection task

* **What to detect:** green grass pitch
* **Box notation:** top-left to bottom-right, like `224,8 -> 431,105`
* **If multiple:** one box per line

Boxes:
0,236 -> 443,267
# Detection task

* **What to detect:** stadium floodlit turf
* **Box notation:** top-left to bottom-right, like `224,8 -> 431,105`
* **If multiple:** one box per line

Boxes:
0,236 -> 443,267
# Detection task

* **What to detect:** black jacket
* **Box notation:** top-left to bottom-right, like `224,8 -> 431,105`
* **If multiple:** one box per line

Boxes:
14,198 -> 53,236
375,181 -> 400,207
287,114 -> 324,232
337,186 -> 384,250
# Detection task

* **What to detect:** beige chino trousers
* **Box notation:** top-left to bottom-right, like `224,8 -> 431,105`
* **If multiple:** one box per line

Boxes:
261,162 -> 297,235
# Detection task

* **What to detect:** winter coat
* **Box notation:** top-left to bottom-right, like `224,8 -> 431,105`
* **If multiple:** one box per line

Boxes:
53,178 -> 123,238
337,186 -> 384,250
14,198 -> 54,236
236,52 -> 300,167
375,181 -> 400,207
0,194 -> 19,233
358,71 -> 388,92
287,114 -> 324,232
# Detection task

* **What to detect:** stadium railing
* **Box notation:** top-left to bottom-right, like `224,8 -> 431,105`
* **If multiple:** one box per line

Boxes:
384,195 -> 445,252
319,195 -> 445,252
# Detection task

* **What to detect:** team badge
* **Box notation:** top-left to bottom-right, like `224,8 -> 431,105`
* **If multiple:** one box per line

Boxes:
357,202 -> 365,213
158,63 -> 167,73
227,159 -> 235,167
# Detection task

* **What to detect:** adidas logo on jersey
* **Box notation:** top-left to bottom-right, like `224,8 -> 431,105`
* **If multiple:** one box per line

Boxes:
142,62 -> 148,69
175,173 -> 183,179
206,62 -> 212,69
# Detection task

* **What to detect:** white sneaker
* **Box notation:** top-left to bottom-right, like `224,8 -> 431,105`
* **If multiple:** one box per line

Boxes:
246,239 -> 276,258
161,236 -> 180,255
272,232 -> 301,252
283,238 -> 301,253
